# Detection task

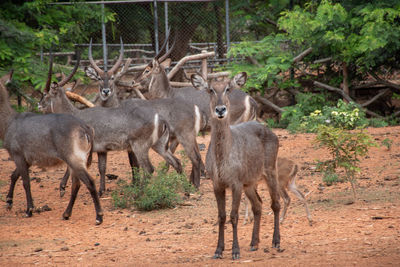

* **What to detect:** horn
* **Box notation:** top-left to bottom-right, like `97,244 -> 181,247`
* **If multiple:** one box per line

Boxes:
58,49 -> 81,87
88,38 -> 105,77
158,29 -> 177,63
107,37 -> 124,76
154,27 -> 171,61
44,47 -> 53,93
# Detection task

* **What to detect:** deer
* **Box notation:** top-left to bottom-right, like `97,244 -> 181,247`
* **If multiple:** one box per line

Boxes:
86,39 -> 206,188
132,32 -> 258,128
243,157 -> 313,226
0,65 -> 103,225
39,50 -> 182,197
190,72 -> 281,260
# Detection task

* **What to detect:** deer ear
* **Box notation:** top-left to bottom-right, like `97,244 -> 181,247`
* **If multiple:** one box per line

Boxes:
85,66 -> 101,81
160,58 -> 171,68
191,74 -> 208,91
231,72 -> 247,88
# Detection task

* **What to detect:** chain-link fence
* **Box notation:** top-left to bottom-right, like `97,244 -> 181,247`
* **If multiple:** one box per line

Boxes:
51,1 -> 251,69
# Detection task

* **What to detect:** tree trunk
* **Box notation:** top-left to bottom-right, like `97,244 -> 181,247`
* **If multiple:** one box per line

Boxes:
213,2 -> 225,59
342,62 -> 350,103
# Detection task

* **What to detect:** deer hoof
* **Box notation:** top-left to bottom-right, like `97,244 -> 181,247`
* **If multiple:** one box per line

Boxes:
213,251 -> 223,259
250,245 -> 258,251
232,251 -> 240,260
96,215 -> 103,225
62,213 -> 70,220
60,188 -> 66,198
24,208 -> 33,218
6,199 -> 13,210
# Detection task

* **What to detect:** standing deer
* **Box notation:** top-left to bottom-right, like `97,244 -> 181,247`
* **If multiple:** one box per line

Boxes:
243,157 -> 313,226
39,51 -> 182,196
0,67 -> 103,225
191,72 -> 281,260
86,40 -> 206,188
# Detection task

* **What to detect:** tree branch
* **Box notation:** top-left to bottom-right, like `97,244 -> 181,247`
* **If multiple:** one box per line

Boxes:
369,71 -> 400,93
167,51 -> 215,80
360,89 -> 390,107
313,81 -> 382,118
254,95 -> 284,114
293,47 -> 313,63
66,91 -> 94,107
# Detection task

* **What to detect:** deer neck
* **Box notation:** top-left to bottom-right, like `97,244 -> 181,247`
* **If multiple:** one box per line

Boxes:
57,90 -> 80,115
210,116 -> 233,165
149,72 -> 173,98
0,83 -> 17,140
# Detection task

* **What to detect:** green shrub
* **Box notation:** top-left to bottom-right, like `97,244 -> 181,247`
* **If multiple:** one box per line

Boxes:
381,138 -> 393,150
315,125 -> 377,200
111,165 -> 195,211
368,118 -> 389,128
322,172 -> 341,186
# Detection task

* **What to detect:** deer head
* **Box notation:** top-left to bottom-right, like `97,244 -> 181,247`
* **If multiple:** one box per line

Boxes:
39,50 -> 81,113
190,72 -> 247,120
86,37 -> 124,101
132,29 -> 176,94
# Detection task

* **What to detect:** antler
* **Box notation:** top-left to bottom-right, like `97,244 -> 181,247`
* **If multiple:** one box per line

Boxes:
58,50 -> 81,87
107,37 -> 124,76
88,38 -> 105,77
154,27 -> 171,61
158,29 -> 177,63
44,47 -> 54,93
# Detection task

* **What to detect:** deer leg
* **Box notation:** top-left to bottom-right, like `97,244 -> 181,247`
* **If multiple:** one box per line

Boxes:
73,167 -> 103,225
244,186 -> 262,251
59,168 -> 70,197
152,142 -> 182,174
279,188 -> 290,224
231,186 -> 242,260
6,169 -> 20,210
213,187 -> 226,259
131,142 -> 155,178
97,152 -> 107,196
127,151 -> 139,180
17,159 -> 34,217
288,181 -> 313,225
164,136 -> 179,170
62,175 -> 80,220
263,169 -> 281,249
180,137 -> 202,188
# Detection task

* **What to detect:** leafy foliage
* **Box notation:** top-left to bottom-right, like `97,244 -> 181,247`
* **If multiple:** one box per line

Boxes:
315,125 -> 377,199
112,165 -> 194,211
0,1 -> 112,97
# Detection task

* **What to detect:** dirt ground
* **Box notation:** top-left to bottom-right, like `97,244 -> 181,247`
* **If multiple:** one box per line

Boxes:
0,126 -> 399,266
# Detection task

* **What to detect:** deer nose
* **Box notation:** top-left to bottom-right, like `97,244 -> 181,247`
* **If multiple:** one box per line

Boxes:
102,88 -> 110,96
215,105 -> 227,118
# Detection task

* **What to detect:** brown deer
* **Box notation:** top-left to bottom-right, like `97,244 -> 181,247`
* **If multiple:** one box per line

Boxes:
243,157 -> 313,226
39,51 -> 182,196
191,72 -> 281,260
0,63 -> 103,224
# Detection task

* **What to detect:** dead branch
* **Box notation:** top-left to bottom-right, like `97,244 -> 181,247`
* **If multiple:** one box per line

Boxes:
361,89 -> 391,107
65,91 -> 94,107
293,47 -> 313,63
369,71 -> 400,92
254,95 -> 284,114
313,57 -> 332,64
313,81 -> 382,118
167,51 -> 215,80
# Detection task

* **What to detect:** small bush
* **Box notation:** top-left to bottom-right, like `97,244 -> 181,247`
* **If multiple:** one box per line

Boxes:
322,172 -> 341,186
381,138 -> 393,150
315,125 -> 377,200
368,118 -> 388,128
111,165 -> 194,211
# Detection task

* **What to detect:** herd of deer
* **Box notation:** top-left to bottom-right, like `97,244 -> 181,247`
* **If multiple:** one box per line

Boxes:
0,35 -> 312,260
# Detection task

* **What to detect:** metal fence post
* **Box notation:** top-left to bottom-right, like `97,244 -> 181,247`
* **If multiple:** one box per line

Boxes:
165,2 -> 169,51
153,0 -> 159,54
225,0 -> 230,54
101,3 -> 108,72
